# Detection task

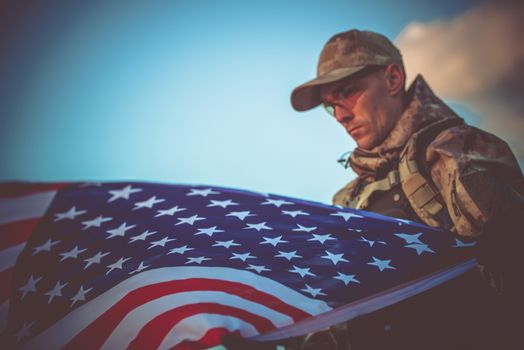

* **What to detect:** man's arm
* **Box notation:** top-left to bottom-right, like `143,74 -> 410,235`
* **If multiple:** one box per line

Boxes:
426,125 -> 523,296
425,124 -> 523,237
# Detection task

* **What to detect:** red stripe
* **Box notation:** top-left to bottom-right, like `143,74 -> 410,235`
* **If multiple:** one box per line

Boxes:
0,219 -> 39,251
172,328 -> 239,350
0,268 -> 13,302
64,278 -> 310,350
128,303 -> 274,350
0,182 -> 67,199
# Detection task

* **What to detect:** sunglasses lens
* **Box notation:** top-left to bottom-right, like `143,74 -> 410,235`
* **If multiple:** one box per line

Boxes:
323,103 -> 335,117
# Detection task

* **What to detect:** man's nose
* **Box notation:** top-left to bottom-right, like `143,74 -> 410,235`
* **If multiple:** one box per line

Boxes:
334,106 -> 354,124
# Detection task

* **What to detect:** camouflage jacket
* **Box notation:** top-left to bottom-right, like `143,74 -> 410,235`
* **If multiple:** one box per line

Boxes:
333,75 -> 523,237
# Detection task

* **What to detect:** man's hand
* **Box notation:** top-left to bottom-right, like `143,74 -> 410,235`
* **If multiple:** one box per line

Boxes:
476,206 -> 523,298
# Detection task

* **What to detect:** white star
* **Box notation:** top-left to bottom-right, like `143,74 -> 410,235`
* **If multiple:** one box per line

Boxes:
70,285 -> 93,306
133,196 -> 165,210
367,257 -> 396,272
195,226 -> 224,237
334,272 -> 360,285
321,251 -> 349,265
359,236 -> 387,247
148,236 -> 176,249
186,188 -> 220,197
230,252 -> 256,262
207,199 -> 239,208
243,222 -> 273,231
168,245 -> 195,254
301,284 -> 326,297
308,234 -> 336,244
32,239 -> 60,255
290,265 -> 316,278
106,257 -> 132,274
212,240 -> 240,249
330,211 -> 363,221
155,205 -> 186,217
282,210 -> 309,218
14,321 -> 34,344
106,222 -> 135,239
226,211 -> 255,220
107,185 -> 142,202
44,281 -> 68,303
54,206 -> 87,221
261,198 -> 294,207
246,264 -> 271,274
185,256 -> 211,264
129,230 -> 157,243
452,239 -> 476,248
292,224 -> 316,232
84,251 -> 110,269
59,246 -> 87,261
81,216 -> 112,230
405,243 -> 435,255
175,214 -> 206,226
275,250 -> 302,261
19,275 -> 42,299
130,261 -> 150,274
394,233 -> 423,244
260,235 -> 288,247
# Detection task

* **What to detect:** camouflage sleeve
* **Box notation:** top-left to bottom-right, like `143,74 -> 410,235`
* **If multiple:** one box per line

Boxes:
425,125 -> 524,237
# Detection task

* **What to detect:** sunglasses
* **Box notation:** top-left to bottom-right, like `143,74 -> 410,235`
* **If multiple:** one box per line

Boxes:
321,65 -> 384,117
322,85 -> 358,117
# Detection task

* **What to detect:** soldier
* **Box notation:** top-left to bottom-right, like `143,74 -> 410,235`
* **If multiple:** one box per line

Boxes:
286,29 -> 523,349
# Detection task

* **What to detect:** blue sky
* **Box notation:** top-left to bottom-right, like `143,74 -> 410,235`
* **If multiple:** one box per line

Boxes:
1,0 -> 481,203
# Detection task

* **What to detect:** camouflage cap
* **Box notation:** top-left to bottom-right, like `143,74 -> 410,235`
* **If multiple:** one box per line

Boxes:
291,29 -> 403,111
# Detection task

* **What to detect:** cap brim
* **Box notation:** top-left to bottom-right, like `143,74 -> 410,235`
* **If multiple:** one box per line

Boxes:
290,65 -> 367,111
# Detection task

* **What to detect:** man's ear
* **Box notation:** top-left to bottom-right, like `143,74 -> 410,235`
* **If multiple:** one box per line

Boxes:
384,63 -> 405,96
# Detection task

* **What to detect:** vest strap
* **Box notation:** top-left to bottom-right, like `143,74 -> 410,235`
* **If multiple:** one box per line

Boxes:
399,153 -> 444,216
398,118 -> 464,230
354,170 -> 400,209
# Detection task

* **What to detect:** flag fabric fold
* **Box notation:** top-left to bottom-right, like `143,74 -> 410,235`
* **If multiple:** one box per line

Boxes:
0,182 -> 476,349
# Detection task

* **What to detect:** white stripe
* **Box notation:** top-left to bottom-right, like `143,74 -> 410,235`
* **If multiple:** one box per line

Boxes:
159,314 -> 258,350
100,291 -> 292,350
22,266 -> 330,350
0,299 -> 8,332
0,191 -> 56,225
0,191 -> 55,332
0,243 -> 26,273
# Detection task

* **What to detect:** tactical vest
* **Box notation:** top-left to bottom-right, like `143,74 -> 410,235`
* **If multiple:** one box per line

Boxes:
336,118 -> 464,232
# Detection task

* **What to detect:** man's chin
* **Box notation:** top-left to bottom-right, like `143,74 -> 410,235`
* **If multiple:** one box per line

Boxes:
353,136 -> 371,150
348,128 -> 370,147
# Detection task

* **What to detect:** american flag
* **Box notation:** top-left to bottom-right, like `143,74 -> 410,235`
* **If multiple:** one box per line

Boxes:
0,182 -> 476,349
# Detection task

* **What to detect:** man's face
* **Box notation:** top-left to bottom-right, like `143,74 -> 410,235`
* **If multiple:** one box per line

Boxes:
320,69 -> 400,150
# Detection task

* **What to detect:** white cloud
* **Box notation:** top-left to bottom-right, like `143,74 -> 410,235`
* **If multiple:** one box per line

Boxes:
395,0 -> 524,158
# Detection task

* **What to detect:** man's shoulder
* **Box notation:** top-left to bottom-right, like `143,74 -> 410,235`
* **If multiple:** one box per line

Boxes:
424,122 -> 522,184
427,123 -> 514,160
432,123 -> 505,142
